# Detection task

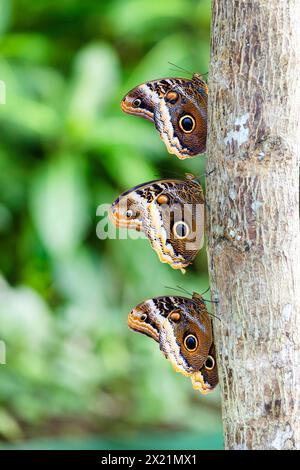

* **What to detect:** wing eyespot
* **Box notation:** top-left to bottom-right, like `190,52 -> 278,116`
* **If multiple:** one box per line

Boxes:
204,355 -> 215,371
172,221 -> 190,239
126,209 -> 137,219
179,115 -> 196,133
133,98 -> 141,107
184,334 -> 198,352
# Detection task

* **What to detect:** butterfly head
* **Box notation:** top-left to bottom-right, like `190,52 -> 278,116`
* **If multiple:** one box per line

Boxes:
192,73 -> 209,95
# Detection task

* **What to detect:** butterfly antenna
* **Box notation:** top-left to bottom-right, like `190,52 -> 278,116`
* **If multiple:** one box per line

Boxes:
154,169 -> 185,179
158,168 -> 184,179
176,285 -> 193,296
200,286 -> 210,296
164,285 -> 183,294
168,62 -> 193,75
164,285 -> 193,297
208,312 -> 221,322
192,168 -> 215,184
205,168 -> 216,177
169,68 -> 185,74
196,168 -> 215,180
203,298 -> 219,304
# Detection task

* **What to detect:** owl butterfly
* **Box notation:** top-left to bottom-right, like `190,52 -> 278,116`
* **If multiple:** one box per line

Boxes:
110,174 -> 205,272
128,293 -> 218,394
121,74 -> 208,159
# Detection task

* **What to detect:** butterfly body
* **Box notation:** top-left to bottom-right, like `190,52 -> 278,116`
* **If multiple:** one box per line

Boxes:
110,175 -> 205,270
121,74 -> 208,159
128,293 -> 218,394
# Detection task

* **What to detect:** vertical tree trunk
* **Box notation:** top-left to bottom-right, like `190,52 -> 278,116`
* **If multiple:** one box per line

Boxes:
206,1 -> 300,449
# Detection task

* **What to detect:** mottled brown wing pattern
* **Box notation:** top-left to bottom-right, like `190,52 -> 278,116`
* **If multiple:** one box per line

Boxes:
109,175 -> 205,271
116,72 -> 215,396
121,74 -> 208,159
128,293 -> 218,394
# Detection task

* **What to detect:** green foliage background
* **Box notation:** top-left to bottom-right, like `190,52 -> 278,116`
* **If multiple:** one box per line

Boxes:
0,0 -> 222,449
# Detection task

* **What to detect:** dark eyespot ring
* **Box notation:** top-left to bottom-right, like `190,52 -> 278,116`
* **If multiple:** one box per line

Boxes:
179,115 -> 195,133
205,355 -> 215,370
173,221 -> 190,239
126,209 -> 135,219
133,98 -> 141,107
140,313 -> 147,321
184,334 -> 198,352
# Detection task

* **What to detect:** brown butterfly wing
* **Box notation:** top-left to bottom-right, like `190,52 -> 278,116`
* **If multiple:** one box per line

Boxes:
127,178 -> 204,270
121,76 -> 208,159
167,197 -> 205,266
128,295 -> 218,394
158,300 -> 213,375
154,82 -> 207,159
198,343 -> 219,391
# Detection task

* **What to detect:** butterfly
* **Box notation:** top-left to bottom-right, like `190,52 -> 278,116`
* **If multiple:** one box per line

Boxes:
121,74 -> 208,159
109,174 -> 205,272
128,292 -> 218,394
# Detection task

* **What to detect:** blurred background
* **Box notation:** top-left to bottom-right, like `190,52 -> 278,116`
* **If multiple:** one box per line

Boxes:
0,0 -> 222,450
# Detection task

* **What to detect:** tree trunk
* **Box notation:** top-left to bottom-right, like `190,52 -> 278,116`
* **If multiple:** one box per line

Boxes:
206,0 -> 300,450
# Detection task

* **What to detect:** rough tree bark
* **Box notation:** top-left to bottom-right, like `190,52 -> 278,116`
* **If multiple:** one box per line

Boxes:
206,1 -> 300,449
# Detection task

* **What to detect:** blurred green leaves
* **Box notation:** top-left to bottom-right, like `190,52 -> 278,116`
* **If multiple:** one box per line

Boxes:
0,0 -> 221,448
67,43 -> 120,138
107,0 -> 186,36
0,0 -> 12,36
30,154 -> 89,258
